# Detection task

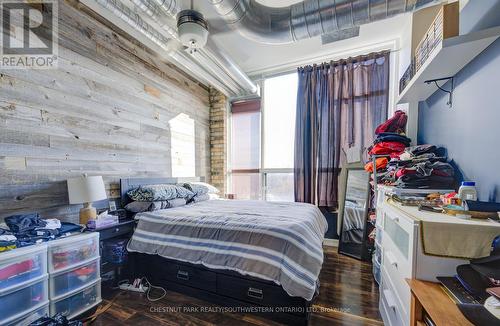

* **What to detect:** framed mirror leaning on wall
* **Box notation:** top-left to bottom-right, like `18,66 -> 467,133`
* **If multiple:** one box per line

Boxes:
338,165 -> 372,261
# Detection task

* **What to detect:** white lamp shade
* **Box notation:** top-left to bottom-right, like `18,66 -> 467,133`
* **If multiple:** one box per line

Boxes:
67,176 -> 107,204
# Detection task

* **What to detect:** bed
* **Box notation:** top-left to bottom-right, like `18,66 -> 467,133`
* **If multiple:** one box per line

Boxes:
121,178 -> 327,326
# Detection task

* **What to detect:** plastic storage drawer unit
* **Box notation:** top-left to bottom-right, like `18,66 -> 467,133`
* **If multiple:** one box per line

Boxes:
48,233 -> 99,273
4,302 -> 50,326
50,279 -> 102,319
50,257 -> 100,297
0,274 -> 49,324
0,244 -> 47,291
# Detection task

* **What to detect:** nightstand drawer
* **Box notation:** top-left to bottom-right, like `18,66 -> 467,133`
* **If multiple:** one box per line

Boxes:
217,274 -> 305,311
98,222 -> 134,241
159,263 -> 216,292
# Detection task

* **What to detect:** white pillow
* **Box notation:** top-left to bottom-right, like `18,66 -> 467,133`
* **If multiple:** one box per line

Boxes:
208,193 -> 221,200
191,182 -> 220,194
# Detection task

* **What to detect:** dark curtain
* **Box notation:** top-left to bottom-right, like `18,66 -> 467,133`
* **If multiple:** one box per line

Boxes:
294,51 -> 390,208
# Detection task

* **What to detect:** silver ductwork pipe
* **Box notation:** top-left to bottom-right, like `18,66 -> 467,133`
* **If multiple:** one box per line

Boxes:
151,0 -> 181,17
130,0 -> 179,40
134,0 -> 258,94
203,39 -> 258,94
94,0 -> 235,95
209,0 -> 438,44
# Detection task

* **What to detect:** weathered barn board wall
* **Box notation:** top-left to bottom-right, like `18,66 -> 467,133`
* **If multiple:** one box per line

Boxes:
0,1 -> 210,222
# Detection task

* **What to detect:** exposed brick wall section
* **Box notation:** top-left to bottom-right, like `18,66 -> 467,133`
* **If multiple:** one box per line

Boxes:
209,88 -> 228,195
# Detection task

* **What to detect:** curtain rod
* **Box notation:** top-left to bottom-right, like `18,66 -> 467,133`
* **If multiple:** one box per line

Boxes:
252,47 -> 402,81
298,50 -> 391,70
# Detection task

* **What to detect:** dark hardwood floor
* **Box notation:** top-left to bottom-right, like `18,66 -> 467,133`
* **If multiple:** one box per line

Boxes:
91,246 -> 382,326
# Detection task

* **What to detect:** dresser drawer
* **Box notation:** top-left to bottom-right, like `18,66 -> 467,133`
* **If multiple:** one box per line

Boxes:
383,233 -> 412,279
159,262 -> 216,292
383,242 -> 411,317
380,268 -> 408,326
383,206 -> 415,261
217,274 -> 305,312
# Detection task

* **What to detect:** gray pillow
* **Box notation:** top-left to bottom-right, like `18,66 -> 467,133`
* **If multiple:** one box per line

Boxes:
180,183 -> 209,196
191,182 -> 220,194
125,198 -> 187,213
175,185 -> 195,199
127,184 -> 194,202
191,193 -> 210,203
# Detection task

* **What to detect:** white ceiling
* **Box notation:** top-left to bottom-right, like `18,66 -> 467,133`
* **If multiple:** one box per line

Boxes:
180,0 -> 412,76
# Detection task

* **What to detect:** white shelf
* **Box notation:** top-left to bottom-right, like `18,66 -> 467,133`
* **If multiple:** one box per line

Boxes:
397,26 -> 500,104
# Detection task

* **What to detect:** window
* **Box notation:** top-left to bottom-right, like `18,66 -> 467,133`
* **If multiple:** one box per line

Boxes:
229,73 -> 298,201
262,73 -> 298,201
229,99 -> 261,200
263,73 -> 297,169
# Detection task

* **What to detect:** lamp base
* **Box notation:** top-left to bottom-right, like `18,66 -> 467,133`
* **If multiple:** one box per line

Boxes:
79,202 -> 97,225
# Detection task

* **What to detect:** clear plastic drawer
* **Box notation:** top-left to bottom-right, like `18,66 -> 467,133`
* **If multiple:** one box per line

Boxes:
0,244 -> 47,291
0,274 -> 48,324
50,258 -> 100,297
48,233 -> 99,273
50,279 -> 101,319
4,302 -> 49,326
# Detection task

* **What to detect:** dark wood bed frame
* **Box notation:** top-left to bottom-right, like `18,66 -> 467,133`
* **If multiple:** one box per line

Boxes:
121,177 -> 313,326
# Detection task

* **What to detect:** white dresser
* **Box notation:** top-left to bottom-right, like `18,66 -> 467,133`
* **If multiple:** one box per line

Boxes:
376,186 -> 469,326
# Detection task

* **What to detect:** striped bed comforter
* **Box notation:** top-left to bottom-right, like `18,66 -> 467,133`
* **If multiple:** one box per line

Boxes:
127,200 -> 328,300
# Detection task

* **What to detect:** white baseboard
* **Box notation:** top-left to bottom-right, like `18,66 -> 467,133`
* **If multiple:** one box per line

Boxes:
323,239 -> 339,247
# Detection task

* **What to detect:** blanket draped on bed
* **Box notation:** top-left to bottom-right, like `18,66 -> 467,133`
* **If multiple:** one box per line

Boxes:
127,200 -> 328,301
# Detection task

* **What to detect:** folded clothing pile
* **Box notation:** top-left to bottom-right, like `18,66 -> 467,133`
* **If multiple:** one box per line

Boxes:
364,110 -> 456,190
375,110 -> 408,135
0,228 -> 16,252
365,110 -> 410,174
0,214 -> 82,251
379,145 -> 456,189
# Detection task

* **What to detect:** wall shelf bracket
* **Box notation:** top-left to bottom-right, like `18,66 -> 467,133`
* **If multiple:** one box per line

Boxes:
425,76 -> 454,107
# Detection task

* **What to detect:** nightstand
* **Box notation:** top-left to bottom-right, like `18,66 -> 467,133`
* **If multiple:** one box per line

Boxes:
86,219 -> 135,288
407,279 -> 473,326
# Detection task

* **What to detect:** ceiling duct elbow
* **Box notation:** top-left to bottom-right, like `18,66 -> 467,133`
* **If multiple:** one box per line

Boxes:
209,0 -> 439,44
152,0 -> 181,17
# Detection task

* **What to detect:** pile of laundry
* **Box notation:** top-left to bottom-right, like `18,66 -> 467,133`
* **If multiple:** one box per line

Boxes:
379,145 -> 456,189
0,213 -> 82,252
30,313 -> 82,326
365,110 -> 411,173
364,110 -> 456,190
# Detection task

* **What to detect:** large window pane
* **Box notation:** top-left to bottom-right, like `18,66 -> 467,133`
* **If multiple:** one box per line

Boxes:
231,173 -> 261,200
265,172 -> 294,202
263,73 -> 298,169
231,110 -> 260,169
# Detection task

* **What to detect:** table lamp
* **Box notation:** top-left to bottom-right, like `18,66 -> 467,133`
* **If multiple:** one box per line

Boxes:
67,175 -> 107,225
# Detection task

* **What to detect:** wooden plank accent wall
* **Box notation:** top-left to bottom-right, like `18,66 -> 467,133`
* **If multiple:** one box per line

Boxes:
0,0 -> 210,222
